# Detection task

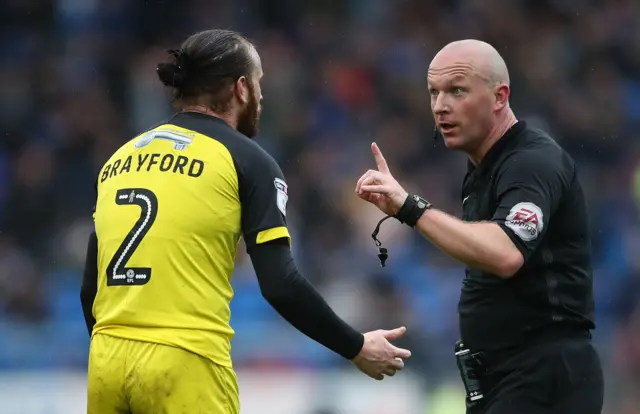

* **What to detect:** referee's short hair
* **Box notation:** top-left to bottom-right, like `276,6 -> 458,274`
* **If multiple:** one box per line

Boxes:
156,29 -> 257,112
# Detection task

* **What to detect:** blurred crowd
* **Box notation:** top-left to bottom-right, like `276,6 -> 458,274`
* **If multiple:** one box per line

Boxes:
1,0 -> 640,412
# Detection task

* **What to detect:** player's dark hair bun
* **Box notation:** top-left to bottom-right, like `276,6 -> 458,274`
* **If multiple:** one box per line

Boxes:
157,30 -> 256,109
156,49 -> 188,88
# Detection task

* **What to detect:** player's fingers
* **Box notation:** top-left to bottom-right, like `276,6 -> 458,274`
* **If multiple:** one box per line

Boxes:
371,142 -> 390,174
392,346 -> 412,360
389,357 -> 405,370
383,366 -> 397,377
382,326 -> 406,340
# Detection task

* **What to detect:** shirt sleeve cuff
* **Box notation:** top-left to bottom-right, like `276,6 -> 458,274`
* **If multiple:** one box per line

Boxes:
495,221 -> 530,262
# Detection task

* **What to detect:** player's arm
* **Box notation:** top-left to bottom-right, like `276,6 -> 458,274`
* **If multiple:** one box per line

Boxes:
80,182 -> 98,337
80,231 -> 98,336
248,239 -> 364,359
238,147 -> 364,360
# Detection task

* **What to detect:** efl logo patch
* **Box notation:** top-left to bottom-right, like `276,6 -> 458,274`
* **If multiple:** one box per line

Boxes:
505,202 -> 543,241
274,178 -> 288,217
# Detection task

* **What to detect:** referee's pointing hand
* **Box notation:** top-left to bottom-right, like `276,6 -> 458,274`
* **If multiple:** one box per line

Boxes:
356,143 -> 408,216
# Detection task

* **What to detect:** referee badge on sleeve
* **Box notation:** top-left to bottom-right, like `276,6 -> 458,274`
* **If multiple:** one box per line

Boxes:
274,178 -> 288,217
505,202 -> 543,241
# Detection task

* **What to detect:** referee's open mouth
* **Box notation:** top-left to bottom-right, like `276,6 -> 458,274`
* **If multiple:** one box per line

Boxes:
438,122 -> 459,134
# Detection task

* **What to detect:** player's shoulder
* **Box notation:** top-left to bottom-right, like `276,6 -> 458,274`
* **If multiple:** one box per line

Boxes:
169,112 -> 279,171
503,121 -> 575,176
100,116 -> 172,168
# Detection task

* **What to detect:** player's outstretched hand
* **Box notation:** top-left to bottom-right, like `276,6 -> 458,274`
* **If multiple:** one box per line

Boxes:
355,143 -> 408,216
351,326 -> 412,380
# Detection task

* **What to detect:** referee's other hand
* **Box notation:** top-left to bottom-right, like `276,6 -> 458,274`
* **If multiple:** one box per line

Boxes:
356,143 -> 408,216
350,326 -> 412,380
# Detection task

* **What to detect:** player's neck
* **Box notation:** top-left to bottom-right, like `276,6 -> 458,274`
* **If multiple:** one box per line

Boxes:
180,105 -> 238,130
469,110 -> 517,165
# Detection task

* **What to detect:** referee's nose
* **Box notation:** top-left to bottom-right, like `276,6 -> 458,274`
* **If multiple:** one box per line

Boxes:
432,93 -> 450,115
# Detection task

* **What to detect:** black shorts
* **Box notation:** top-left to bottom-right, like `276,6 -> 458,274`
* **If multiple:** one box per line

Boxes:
467,338 -> 604,414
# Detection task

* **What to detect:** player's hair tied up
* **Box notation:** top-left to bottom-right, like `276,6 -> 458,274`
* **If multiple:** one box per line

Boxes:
157,49 -> 189,88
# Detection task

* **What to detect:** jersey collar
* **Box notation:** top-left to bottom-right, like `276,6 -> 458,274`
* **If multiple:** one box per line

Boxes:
467,120 -> 526,174
177,111 -> 232,127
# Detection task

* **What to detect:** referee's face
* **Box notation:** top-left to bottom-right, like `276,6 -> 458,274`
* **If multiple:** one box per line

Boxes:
428,66 -> 494,153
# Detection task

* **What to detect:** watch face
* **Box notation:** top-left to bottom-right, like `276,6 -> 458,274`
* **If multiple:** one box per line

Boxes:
415,196 -> 431,209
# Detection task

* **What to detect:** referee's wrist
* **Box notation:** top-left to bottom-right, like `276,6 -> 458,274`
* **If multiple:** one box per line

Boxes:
394,194 -> 432,227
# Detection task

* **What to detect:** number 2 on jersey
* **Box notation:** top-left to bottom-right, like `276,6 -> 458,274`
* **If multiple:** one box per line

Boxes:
106,188 -> 158,286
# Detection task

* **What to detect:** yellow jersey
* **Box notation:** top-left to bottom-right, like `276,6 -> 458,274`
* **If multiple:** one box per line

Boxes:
92,112 -> 291,367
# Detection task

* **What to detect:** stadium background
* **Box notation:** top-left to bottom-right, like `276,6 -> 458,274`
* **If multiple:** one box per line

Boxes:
1,0 -> 640,413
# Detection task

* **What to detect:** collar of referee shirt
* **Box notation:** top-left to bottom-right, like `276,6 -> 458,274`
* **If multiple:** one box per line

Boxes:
467,120 -> 526,176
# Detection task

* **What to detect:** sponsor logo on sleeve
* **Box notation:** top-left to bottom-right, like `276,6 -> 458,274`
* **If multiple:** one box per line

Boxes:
505,202 -> 543,241
274,178 -> 288,217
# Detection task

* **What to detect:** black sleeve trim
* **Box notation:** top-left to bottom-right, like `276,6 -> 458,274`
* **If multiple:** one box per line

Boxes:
80,231 -> 98,337
248,238 -> 364,360
234,143 -> 289,248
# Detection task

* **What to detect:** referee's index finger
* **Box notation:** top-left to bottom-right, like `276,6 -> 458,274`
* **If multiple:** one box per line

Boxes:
371,142 -> 390,174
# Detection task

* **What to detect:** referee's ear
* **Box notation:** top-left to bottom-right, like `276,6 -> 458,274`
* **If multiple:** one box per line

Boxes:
494,83 -> 510,111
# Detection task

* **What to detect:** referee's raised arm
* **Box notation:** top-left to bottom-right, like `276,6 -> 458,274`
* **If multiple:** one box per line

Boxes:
356,39 -> 603,413
357,141 -> 523,276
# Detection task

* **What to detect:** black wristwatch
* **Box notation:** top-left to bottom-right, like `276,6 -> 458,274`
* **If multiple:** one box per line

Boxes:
395,194 -> 432,227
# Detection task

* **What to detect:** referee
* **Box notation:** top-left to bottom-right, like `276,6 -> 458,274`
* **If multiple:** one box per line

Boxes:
356,39 -> 604,414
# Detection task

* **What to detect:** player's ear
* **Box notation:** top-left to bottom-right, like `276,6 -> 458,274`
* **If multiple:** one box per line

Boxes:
494,84 -> 510,111
234,76 -> 249,105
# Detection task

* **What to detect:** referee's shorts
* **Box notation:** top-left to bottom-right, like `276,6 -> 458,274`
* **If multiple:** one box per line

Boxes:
467,335 -> 603,414
87,333 -> 240,414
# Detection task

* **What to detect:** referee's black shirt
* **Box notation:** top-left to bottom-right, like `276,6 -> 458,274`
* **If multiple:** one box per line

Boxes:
459,121 -> 595,352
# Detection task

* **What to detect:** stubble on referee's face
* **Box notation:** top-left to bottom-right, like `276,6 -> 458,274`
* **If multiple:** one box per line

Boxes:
427,53 -> 496,154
